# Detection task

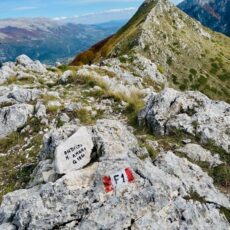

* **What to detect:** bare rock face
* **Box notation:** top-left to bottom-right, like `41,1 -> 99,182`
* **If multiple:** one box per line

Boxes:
0,66 -> 16,84
0,120 -> 229,229
16,55 -> 47,74
139,88 -> 230,153
0,86 -> 41,108
7,86 -> 41,103
177,143 -> 223,167
0,104 -> 34,138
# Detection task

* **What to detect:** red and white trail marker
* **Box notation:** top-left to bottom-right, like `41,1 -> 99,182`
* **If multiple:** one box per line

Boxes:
102,167 -> 135,193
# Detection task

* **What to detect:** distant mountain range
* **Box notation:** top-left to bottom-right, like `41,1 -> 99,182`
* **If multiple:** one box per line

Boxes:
178,0 -> 230,36
0,18 -> 127,64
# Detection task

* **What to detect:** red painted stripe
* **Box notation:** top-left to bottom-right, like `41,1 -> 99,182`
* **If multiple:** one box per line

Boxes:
125,168 -> 134,182
102,176 -> 113,193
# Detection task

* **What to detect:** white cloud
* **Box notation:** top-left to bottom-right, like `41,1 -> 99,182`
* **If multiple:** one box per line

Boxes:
104,7 -> 137,13
14,6 -> 38,11
53,16 -> 68,21
53,7 -> 138,23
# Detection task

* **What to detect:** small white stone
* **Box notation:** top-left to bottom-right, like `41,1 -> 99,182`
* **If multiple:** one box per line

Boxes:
182,139 -> 192,144
60,113 -> 70,123
47,101 -> 62,108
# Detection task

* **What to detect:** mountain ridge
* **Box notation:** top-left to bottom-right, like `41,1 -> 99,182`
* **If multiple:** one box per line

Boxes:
71,0 -> 230,103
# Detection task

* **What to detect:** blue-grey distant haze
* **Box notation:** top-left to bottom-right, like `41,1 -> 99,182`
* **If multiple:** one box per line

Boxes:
0,0 -> 183,23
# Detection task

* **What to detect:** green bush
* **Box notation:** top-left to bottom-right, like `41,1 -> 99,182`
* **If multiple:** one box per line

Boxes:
211,164 -> 230,188
218,73 -> 230,81
198,75 -> 208,85
58,65 -> 69,72
118,56 -> 127,63
184,191 -> 206,203
172,74 -> 178,84
190,68 -> 197,75
167,57 -> 173,66
220,207 -> 230,223
158,65 -> 165,74
179,84 -> 187,91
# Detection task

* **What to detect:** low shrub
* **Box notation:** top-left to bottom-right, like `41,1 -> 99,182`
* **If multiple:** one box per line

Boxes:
157,65 -> 165,74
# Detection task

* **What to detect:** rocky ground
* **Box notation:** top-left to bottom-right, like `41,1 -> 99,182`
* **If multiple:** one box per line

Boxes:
0,54 -> 229,229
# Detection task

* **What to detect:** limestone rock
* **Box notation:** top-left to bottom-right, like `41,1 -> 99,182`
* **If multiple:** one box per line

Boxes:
0,86 -> 15,107
60,70 -> 73,83
0,120 -> 229,229
154,151 -> 229,208
177,144 -> 223,167
55,127 -> 94,174
139,88 -> 230,153
16,55 -> 47,73
35,102 -> 46,118
0,66 -> 16,84
0,104 -> 34,138
0,86 -> 41,106
7,86 -> 41,103
0,120 -> 230,229
64,102 -> 82,112
132,54 -> 166,84
0,223 -> 16,230
28,160 -> 58,188
59,113 -> 70,124
92,119 -> 139,159
40,123 -> 79,160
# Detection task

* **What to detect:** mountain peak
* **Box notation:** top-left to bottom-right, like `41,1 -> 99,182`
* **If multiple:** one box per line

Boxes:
71,0 -> 230,103
143,0 -> 173,18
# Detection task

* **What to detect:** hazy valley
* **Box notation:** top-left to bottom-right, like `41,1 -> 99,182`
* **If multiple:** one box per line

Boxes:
0,18 -> 126,64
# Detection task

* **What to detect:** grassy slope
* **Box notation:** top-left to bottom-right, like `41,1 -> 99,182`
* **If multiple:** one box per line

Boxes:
138,6 -> 230,103
71,0 -> 230,102
70,0 -> 158,65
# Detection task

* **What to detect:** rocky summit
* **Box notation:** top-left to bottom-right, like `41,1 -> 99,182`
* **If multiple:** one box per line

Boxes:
0,0 -> 230,229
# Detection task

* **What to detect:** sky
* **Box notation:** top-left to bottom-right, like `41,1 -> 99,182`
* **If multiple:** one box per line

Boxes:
0,0 -> 183,23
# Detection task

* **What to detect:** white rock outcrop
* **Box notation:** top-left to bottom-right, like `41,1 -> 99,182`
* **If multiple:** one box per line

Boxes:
7,86 -> 41,103
16,55 -> 47,73
139,88 -> 230,153
0,86 -> 41,106
0,66 -> 16,84
177,143 -> 223,167
0,104 -> 34,138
